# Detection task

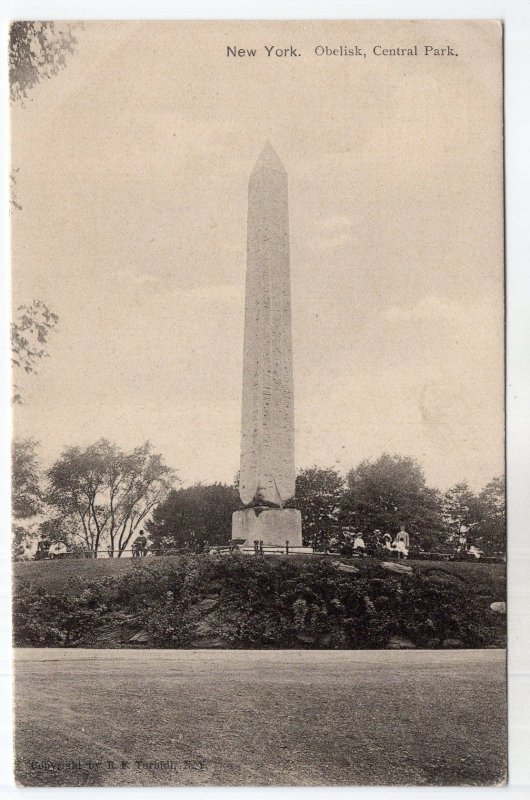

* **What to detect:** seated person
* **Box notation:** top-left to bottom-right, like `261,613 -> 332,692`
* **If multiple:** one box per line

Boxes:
382,532 -> 393,550
48,541 -> 67,559
353,534 -> 366,550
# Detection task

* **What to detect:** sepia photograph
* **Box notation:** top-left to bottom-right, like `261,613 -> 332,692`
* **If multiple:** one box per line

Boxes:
9,18 -> 506,787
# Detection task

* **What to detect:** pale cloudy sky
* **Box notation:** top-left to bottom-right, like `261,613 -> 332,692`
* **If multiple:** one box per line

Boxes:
11,20 -> 504,491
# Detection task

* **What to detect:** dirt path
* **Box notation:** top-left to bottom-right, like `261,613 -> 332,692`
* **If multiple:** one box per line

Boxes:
14,649 -> 506,787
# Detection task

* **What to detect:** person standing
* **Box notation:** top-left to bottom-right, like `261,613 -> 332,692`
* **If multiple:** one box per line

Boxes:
36,535 -> 51,560
393,525 -> 410,559
133,530 -> 148,558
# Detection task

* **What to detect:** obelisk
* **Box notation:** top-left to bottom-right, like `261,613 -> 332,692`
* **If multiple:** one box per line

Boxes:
232,143 -> 302,547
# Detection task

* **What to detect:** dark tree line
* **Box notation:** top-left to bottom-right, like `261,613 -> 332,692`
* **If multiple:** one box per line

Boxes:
12,440 -> 505,558
146,454 -> 505,556
146,483 -> 242,553
285,456 -> 504,555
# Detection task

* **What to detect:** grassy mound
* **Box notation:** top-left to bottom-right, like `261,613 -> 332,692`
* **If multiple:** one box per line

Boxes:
13,553 -> 506,596
13,554 -> 505,650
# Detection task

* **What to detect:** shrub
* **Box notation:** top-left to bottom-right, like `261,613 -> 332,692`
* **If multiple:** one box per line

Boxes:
13,583 -> 107,646
12,555 -> 505,649
395,574 -> 499,647
137,591 -> 195,647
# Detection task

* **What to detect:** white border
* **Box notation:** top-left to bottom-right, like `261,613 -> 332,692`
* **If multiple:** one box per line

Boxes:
1,2 -> 529,799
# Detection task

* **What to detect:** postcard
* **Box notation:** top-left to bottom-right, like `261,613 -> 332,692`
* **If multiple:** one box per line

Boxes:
10,19 -> 505,786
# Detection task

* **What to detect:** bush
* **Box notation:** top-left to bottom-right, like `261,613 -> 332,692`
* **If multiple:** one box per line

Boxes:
13,583 -> 108,646
12,555 -> 505,649
395,574 -> 502,647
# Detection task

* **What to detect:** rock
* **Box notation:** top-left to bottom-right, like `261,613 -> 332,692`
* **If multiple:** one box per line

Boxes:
335,562 -> 360,574
382,561 -> 413,574
128,630 -> 148,643
195,596 -> 219,614
194,618 -> 218,637
387,636 -> 416,649
296,632 -> 316,644
490,601 -> 506,614
295,631 -> 332,646
423,568 -> 467,588
363,595 -> 376,615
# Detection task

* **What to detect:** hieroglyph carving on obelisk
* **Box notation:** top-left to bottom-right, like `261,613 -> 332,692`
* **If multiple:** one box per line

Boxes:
238,142 -> 296,508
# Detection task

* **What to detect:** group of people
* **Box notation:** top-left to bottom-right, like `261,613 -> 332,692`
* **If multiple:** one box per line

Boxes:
27,531 -> 150,560
331,525 -> 411,559
33,536 -> 68,560
26,527 -> 413,562
382,526 -> 410,558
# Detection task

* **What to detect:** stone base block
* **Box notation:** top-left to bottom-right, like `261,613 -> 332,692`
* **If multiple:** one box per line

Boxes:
232,508 -> 302,547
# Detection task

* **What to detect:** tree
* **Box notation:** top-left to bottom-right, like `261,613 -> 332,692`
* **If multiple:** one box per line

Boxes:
147,482 -> 242,552
344,454 -> 445,550
10,21 -> 79,216
12,438 -> 43,554
474,476 -> 506,555
292,467 -> 345,549
10,23 -> 73,392
10,168 -> 22,212
11,300 -> 59,404
9,21 -> 77,103
12,438 -> 42,518
442,482 -> 483,550
38,512 -> 84,551
46,439 -> 176,556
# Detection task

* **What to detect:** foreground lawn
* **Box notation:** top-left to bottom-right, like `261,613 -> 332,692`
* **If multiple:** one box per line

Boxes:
14,649 -> 506,787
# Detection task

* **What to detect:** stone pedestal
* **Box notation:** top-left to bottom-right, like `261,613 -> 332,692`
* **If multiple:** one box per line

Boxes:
232,507 -> 302,547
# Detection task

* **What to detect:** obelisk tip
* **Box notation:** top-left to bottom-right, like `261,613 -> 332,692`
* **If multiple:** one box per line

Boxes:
252,142 -> 286,173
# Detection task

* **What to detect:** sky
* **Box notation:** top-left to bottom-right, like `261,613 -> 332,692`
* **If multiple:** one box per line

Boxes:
11,20 -> 504,492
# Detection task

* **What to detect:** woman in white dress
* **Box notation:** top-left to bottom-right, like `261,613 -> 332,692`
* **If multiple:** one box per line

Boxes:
392,525 -> 410,559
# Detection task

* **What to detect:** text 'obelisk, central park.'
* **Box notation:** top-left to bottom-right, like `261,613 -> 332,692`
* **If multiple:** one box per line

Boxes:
232,143 -> 302,547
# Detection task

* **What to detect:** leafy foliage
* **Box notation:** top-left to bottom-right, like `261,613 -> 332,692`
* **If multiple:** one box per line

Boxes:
395,574 -> 492,647
13,583 -> 107,646
147,482 -> 241,552
442,477 -> 506,556
442,482 -> 481,542
474,476 -> 506,554
12,556 -> 505,649
344,454 -> 446,550
12,438 -> 42,519
9,21 -> 77,103
11,300 -> 59,403
291,466 -> 345,548
10,22 -> 79,217
209,558 -> 436,649
12,438 -> 43,556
